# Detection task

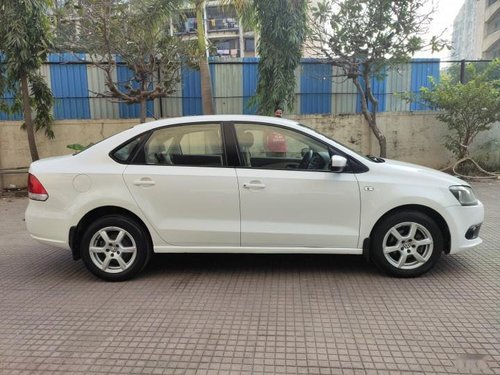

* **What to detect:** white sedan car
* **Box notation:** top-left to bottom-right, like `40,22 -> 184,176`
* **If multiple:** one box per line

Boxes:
25,115 -> 484,281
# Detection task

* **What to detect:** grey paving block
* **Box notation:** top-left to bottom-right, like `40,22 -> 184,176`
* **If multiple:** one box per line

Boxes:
0,182 -> 499,374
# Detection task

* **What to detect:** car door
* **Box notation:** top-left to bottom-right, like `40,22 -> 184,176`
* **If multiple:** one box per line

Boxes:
233,122 -> 361,249
122,122 -> 240,247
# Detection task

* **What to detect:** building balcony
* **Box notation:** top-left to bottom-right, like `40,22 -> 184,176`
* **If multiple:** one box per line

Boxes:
485,0 -> 500,23
207,30 -> 240,40
206,18 -> 239,32
482,29 -> 500,55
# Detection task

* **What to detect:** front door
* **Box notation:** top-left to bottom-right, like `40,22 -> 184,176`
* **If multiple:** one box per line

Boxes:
233,122 -> 361,249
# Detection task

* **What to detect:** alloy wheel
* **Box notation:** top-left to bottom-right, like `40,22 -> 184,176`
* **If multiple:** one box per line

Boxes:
88,226 -> 138,274
382,222 -> 434,270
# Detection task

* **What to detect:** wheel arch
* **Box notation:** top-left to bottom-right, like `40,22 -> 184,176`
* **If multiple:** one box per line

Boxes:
69,206 -> 153,260
367,204 -> 451,256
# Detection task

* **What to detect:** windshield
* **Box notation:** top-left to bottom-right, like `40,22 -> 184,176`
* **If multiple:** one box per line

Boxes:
298,122 -> 382,163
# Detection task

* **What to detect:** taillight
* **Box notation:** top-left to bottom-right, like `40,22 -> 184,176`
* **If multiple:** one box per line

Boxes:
28,173 -> 49,201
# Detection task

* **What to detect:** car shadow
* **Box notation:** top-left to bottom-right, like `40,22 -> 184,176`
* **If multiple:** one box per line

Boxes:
141,252 -> 478,281
10,247 -> 475,283
143,253 -> 377,277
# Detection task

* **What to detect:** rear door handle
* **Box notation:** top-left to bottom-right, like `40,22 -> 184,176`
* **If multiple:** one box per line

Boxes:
133,178 -> 156,187
242,181 -> 266,190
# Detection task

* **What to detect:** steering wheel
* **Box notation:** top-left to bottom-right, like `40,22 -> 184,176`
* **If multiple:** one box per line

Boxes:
298,149 -> 313,169
154,151 -> 173,165
154,152 -> 165,164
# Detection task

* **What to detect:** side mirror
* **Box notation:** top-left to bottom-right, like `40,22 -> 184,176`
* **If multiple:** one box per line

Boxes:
330,155 -> 347,173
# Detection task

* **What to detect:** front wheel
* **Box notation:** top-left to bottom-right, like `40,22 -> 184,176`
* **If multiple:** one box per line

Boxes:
80,215 -> 151,281
371,211 -> 443,277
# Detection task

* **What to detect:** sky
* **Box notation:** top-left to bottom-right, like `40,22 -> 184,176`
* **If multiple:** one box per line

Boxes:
416,0 -> 466,59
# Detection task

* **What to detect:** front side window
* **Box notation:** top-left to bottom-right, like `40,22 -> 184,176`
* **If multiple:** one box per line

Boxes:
144,123 -> 224,167
234,123 -> 331,171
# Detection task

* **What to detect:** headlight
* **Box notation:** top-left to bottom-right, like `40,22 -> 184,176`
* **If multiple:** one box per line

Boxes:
449,185 -> 478,206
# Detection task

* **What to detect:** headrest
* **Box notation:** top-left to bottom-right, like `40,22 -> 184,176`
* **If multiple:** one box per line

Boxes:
239,131 -> 254,148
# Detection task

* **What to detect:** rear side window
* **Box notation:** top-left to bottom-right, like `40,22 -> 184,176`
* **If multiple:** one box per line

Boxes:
112,135 -> 145,162
143,123 -> 224,167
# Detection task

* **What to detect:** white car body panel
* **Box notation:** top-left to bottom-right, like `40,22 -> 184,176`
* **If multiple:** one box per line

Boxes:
123,165 -> 240,246
236,168 -> 360,248
354,159 -> 484,253
25,154 -> 167,249
25,115 -> 484,259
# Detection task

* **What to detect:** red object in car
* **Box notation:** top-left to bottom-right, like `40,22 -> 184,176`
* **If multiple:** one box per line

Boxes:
266,131 -> 288,153
28,173 -> 49,201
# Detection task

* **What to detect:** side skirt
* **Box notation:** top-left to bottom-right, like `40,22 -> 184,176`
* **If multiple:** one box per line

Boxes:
153,246 -> 363,255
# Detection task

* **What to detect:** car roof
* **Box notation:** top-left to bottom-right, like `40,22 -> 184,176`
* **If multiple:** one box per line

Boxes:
131,115 -> 300,131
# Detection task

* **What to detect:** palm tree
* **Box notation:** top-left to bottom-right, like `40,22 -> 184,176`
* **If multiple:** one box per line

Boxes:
251,0 -> 307,115
224,0 -> 307,115
194,0 -> 215,114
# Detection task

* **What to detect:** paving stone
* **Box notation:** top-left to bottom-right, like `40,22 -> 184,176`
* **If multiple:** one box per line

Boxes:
0,182 -> 499,374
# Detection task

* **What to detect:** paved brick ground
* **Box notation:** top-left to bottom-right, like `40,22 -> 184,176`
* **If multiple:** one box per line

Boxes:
0,182 -> 499,375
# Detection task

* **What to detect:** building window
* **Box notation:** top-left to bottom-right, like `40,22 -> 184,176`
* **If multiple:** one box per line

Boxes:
206,5 -> 238,31
244,38 -> 255,52
214,39 -> 239,57
175,13 -> 197,34
488,0 -> 497,7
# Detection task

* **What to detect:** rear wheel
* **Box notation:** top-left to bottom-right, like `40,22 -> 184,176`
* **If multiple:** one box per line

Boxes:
371,211 -> 443,277
80,215 -> 151,281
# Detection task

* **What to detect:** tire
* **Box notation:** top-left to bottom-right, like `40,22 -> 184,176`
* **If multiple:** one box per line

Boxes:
371,211 -> 443,277
80,215 -> 151,281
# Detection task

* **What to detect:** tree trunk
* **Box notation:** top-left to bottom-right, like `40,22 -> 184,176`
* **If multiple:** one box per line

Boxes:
353,76 -> 387,158
458,131 -> 472,159
196,0 -> 214,115
364,73 -> 387,158
368,117 -> 387,158
20,73 -> 40,162
139,98 -> 147,123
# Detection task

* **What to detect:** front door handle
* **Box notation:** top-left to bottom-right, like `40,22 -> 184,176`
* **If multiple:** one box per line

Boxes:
242,181 -> 266,190
133,178 -> 156,187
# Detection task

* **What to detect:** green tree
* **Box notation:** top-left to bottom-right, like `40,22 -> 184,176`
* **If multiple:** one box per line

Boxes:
445,60 -> 500,84
419,60 -> 500,160
251,0 -> 307,115
310,0 -> 446,157
0,0 -> 54,162
193,0 -> 215,114
189,0 -> 307,116
58,0 -> 185,123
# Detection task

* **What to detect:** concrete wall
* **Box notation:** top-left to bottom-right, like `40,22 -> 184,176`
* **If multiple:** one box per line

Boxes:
1,113 -> 499,189
0,119 -> 138,189
290,112 -> 458,168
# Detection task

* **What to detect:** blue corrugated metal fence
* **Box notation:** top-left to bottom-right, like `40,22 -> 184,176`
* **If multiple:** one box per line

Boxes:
0,54 -> 440,120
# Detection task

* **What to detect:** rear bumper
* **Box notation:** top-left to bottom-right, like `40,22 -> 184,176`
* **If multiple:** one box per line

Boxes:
25,201 -> 71,250
29,234 -> 70,250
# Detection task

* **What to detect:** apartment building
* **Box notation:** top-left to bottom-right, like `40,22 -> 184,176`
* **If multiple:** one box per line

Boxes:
483,0 -> 500,58
451,0 -> 500,59
173,1 -> 256,58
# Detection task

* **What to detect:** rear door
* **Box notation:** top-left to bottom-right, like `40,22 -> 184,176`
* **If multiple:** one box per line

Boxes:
122,122 -> 240,247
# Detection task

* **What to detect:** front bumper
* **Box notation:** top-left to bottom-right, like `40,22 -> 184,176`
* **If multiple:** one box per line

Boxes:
443,201 -> 484,254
